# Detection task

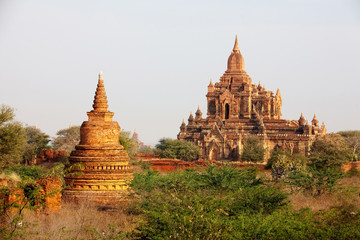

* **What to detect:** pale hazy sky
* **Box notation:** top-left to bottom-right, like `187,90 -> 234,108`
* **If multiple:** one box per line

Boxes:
0,0 -> 359,146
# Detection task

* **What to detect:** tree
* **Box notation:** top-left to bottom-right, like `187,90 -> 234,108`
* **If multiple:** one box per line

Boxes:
23,126 -> 51,164
52,126 -> 80,153
309,134 -> 354,170
338,130 -> 360,161
0,105 -> 26,169
241,137 -> 265,162
119,130 -> 137,160
154,138 -> 200,161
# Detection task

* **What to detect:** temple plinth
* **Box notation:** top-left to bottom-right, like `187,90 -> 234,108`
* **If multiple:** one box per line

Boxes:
62,73 -> 133,206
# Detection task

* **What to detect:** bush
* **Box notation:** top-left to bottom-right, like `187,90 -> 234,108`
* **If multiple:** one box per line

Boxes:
241,137 -> 265,162
285,167 -> 345,196
130,165 -> 289,239
270,151 -> 307,180
154,138 -> 200,161
309,134 -> 354,170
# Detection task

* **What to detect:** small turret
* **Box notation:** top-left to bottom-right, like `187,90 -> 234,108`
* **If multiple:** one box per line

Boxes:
195,105 -> 202,120
208,78 -> 214,92
188,112 -> 194,125
299,112 -> 306,126
311,114 -> 319,127
257,82 -> 262,91
180,118 -> 186,132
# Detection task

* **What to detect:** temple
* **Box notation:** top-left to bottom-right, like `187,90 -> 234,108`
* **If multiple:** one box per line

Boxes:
178,36 -> 326,161
62,73 -> 133,206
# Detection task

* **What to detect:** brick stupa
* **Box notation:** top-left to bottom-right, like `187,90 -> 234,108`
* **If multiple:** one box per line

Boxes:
62,73 -> 133,206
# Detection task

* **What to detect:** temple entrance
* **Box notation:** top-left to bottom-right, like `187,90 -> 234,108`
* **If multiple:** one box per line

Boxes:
225,103 -> 230,119
209,148 -> 218,160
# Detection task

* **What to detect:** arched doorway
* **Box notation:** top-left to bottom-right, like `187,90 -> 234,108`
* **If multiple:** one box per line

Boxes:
209,148 -> 218,160
225,103 -> 230,119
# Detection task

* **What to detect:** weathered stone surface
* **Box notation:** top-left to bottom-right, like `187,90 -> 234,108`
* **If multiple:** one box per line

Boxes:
178,36 -> 327,161
36,176 -> 62,212
0,176 -> 62,213
62,73 -> 133,206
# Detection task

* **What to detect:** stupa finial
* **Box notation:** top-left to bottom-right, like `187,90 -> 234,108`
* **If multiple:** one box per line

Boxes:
233,35 -> 240,52
92,72 -> 109,112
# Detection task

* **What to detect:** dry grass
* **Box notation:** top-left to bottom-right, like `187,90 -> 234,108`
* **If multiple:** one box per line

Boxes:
19,202 -> 138,239
288,176 -> 360,211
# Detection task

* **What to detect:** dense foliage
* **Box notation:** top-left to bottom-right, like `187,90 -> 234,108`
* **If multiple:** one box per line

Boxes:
131,166 -> 289,239
241,137 -> 265,162
130,165 -> 360,239
154,138 -> 200,161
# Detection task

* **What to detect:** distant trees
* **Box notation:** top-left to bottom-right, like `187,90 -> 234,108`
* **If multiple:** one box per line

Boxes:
23,126 -> 51,164
241,137 -> 265,162
155,138 -> 200,161
0,105 -> 26,169
338,130 -> 360,161
119,130 -> 137,160
52,126 -> 80,153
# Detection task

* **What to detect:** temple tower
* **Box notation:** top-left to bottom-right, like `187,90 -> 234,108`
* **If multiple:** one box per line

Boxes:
178,36 -> 325,161
62,73 -> 133,206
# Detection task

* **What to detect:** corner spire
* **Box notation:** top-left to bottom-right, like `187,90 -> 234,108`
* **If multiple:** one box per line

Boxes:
195,105 -> 202,120
92,72 -> 109,112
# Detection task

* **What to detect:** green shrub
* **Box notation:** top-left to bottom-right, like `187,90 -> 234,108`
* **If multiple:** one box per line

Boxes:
130,165 -> 289,239
309,134 -> 354,170
285,167 -> 345,195
270,151 -> 307,180
241,137 -> 265,162
154,138 -> 200,161
3,165 -> 47,180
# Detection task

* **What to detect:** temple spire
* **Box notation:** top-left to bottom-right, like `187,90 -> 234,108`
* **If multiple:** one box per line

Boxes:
299,112 -> 306,126
311,114 -> 319,126
208,78 -> 214,92
92,72 -> 109,112
209,78 -> 213,87
195,105 -> 202,120
227,35 -> 245,71
275,88 -> 281,97
188,111 -> 194,124
233,35 -> 240,52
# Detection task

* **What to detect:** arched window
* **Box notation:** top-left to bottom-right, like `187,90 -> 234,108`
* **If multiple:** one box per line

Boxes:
208,100 -> 216,115
225,103 -> 230,119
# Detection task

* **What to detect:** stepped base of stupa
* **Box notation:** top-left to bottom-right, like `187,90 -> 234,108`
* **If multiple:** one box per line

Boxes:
62,189 -> 132,207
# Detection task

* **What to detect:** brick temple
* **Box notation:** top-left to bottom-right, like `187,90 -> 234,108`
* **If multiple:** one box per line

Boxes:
178,36 -> 326,161
62,73 -> 133,206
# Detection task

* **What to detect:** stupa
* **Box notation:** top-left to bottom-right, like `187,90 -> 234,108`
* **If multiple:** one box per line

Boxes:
62,72 -> 133,206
